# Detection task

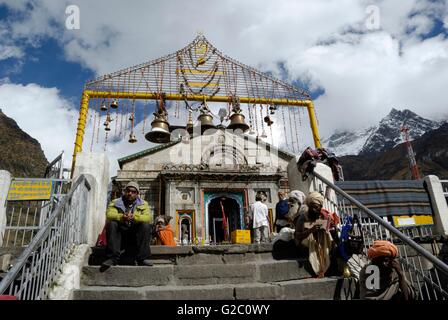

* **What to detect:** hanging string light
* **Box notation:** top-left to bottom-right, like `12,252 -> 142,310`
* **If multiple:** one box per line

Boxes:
128,99 -> 137,143
280,105 -> 289,150
260,104 -> 267,138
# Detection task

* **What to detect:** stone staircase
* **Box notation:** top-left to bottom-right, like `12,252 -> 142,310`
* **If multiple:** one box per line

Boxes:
73,244 -> 342,300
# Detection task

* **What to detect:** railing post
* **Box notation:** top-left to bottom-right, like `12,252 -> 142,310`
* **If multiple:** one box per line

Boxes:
424,175 -> 448,236
0,170 -> 12,246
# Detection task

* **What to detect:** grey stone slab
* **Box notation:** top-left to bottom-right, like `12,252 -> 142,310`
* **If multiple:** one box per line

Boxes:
174,264 -> 256,280
176,253 -> 223,265
74,284 -> 235,300
234,282 -> 282,300
74,286 -> 146,300
257,260 -> 310,282
279,277 -> 339,300
150,245 -> 193,255
82,265 -> 175,287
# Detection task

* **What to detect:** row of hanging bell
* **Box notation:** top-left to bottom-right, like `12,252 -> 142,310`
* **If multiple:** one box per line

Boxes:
100,100 -> 119,112
145,100 -> 252,144
103,114 -> 113,131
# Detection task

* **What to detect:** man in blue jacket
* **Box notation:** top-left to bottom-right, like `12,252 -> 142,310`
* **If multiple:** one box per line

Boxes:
275,191 -> 289,233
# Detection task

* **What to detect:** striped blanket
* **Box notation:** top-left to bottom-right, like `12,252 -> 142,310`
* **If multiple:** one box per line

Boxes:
335,180 -> 432,217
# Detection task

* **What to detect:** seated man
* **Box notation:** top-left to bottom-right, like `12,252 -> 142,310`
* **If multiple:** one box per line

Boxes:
294,191 -> 339,278
154,215 -> 176,246
359,240 -> 415,300
101,181 -> 153,269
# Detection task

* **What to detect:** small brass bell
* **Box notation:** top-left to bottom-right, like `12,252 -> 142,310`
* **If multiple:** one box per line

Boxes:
128,132 -> 137,143
129,114 -> 135,121
104,121 -> 111,131
269,105 -> 277,115
100,103 -> 108,112
186,110 -> 194,134
264,116 -> 274,126
260,129 -> 268,138
110,99 -> 118,109
227,113 -> 249,132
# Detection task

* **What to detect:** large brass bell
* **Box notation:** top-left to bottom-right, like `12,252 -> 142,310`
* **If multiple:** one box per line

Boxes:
145,117 -> 170,143
110,99 -> 118,109
264,115 -> 274,126
128,132 -> 137,143
227,113 -> 249,132
197,113 -> 216,134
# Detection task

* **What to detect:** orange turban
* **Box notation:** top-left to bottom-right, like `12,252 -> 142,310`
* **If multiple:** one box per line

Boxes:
367,240 -> 398,259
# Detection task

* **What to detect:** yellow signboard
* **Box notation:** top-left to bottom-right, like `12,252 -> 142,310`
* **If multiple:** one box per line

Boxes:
7,180 -> 53,201
392,215 -> 434,228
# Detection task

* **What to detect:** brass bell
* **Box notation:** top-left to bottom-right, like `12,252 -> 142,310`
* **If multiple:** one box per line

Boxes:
128,132 -> 137,143
186,110 -> 194,134
104,121 -> 111,131
110,99 -> 118,109
227,113 -> 249,132
264,116 -> 274,126
260,129 -> 268,138
100,102 -> 108,112
129,114 -> 135,121
269,105 -> 277,115
145,117 -> 170,143
197,113 -> 216,134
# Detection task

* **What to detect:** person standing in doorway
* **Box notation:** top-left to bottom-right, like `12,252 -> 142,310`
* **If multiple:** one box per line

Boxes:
250,192 -> 269,244
275,191 -> 290,233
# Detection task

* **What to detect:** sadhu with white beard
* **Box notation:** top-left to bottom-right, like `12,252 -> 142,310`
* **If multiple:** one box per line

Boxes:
294,192 -> 340,278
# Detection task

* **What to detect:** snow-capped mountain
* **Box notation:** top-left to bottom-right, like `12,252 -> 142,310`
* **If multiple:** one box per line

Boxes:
323,108 -> 441,156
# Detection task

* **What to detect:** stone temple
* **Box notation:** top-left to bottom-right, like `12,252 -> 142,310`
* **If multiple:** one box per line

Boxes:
112,128 -> 294,245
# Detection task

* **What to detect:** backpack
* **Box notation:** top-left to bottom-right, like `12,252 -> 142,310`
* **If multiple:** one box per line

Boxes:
297,147 -> 344,181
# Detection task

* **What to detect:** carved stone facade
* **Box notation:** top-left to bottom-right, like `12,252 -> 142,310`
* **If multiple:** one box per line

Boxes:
113,130 -> 293,244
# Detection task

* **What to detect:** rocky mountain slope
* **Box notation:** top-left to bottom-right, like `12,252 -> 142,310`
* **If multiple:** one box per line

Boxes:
323,108 -> 441,156
0,109 -> 48,177
339,123 -> 448,180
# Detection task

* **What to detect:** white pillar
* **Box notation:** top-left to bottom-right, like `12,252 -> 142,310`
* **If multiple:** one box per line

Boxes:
287,159 -> 339,213
0,170 -> 12,246
72,152 -> 110,246
424,175 -> 448,236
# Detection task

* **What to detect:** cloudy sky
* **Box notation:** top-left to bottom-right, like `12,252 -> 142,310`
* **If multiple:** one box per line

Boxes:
1,0 -> 448,175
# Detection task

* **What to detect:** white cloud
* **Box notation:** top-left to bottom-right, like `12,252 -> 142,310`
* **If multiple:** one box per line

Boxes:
0,83 -> 78,166
0,44 -> 24,60
1,0 -> 448,173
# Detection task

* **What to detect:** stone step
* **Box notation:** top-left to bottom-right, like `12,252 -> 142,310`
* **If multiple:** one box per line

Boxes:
81,260 -> 312,287
88,242 -> 301,266
73,277 -> 340,300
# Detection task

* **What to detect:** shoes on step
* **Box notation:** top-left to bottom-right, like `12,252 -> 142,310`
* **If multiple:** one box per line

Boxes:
99,258 -> 116,272
137,259 -> 154,266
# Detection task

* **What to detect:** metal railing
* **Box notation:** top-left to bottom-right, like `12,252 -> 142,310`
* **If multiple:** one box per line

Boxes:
312,171 -> 448,300
0,175 -> 91,300
1,178 -> 71,247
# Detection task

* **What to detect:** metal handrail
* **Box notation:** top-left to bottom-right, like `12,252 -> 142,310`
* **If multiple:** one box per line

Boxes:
312,171 -> 448,277
0,175 -> 91,297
